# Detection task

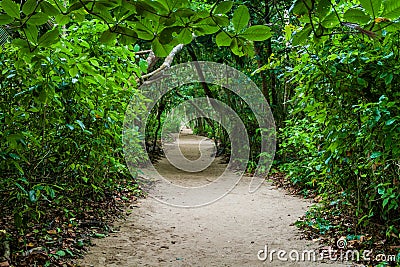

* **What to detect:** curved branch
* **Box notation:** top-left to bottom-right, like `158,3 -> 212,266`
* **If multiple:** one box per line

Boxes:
139,43 -> 184,82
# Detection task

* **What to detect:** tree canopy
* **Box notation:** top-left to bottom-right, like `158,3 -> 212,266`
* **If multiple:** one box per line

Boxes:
1,0 -> 400,266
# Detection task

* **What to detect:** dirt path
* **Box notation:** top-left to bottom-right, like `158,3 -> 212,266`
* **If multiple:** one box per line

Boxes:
78,132 -> 349,267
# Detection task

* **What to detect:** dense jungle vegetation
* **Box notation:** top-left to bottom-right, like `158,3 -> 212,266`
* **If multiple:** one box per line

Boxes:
0,0 -> 399,265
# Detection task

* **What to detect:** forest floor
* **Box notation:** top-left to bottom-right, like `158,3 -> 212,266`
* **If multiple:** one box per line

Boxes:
78,131 -> 350,267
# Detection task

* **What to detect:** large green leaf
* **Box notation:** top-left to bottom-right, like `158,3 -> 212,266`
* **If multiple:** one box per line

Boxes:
22,0 -> 38,15
229,36 -> 247,56
193,17 -> 220,35
117,26 -> 138,45
321,12 -> 340,28
99,29 -> 117,44
292,24 -> 312,46
213,1 -> 233,14
27,12 -> 49,25
213,14 -> 229,27
0,14 -> 13,25
94,4 -> 115,23
216,31 -> 232,46
174,8 -> 195,18
232,5 -> 249,33
134,21 -> 155,40
38,28 -> 59,47
381,21 -> 400,32
159,26 -> 181,44
152,37 -> 173,57
12,38 -> 30,52
239,25 -> 271,41
41,1 -> 60,16
360,0 -> 382,17
177,28 -> 192,44
158,0 -> 185,12
382,0 -> 400,19
1,0 -> 21,19
343,8 -> 371,24
55,14 -> 70,25
315,0 -> 331,18
289,0 -> 311,17
25,24 -> 38,44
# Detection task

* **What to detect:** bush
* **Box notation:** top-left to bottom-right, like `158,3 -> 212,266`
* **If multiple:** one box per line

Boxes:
0,20 -> 145,230
279,35 -> 400,237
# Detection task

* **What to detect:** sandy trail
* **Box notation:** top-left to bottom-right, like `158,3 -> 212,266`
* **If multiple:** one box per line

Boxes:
78,131 -> 349,267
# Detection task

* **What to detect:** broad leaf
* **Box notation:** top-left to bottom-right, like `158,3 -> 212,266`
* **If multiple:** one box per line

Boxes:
360,0 -> 382,17
22,0 -> 37,15
232,5 -> 249,33
118,27 -> 138,45
12,38 -> 30,51
194,24 -> 219,35
0,14 -> 13,25
321,12 -> 340,28
55,14 -> 70,25
99,29 -> 117,44
177,28 -> 192,44
38,28 -> 59,47
292,24 -> 312,46
159,0 -> 185,12
240,25 -> 271,41
213,15 -> 229,27
41,1 -> 59,16
315,0 -> 331,18
174,8 -> 195,18
134,21 -> 155,40
385,118 -> 397,126
1,0 -> 20,19
382,0 -> 400,19
229,37 -> 246,56
27,12 -> 49,25
25,24 -> 38,43
343,8 -> 371,24
159,26 -> 181,44
213,1 -> 233,14
94,4 -> 115,23
385,73 -> 393,85
289,0 -> 311,17
152,38 -> 173,57
216,31 -> 232,46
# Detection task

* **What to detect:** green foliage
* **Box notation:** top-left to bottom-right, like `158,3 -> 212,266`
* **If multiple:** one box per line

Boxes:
290,0 -> 400,44
213,1 -> 234,14
359,0 -> 382,17
382,0 -> 400,19
279,22 -> 400,241
343,8 -> 371,24
1,0 -> 20,19
240,25 -> 272,41
232,5 -> 250,33
0,19 -> 145,230
0,0 -> 271,57
1,0 -> 399,263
